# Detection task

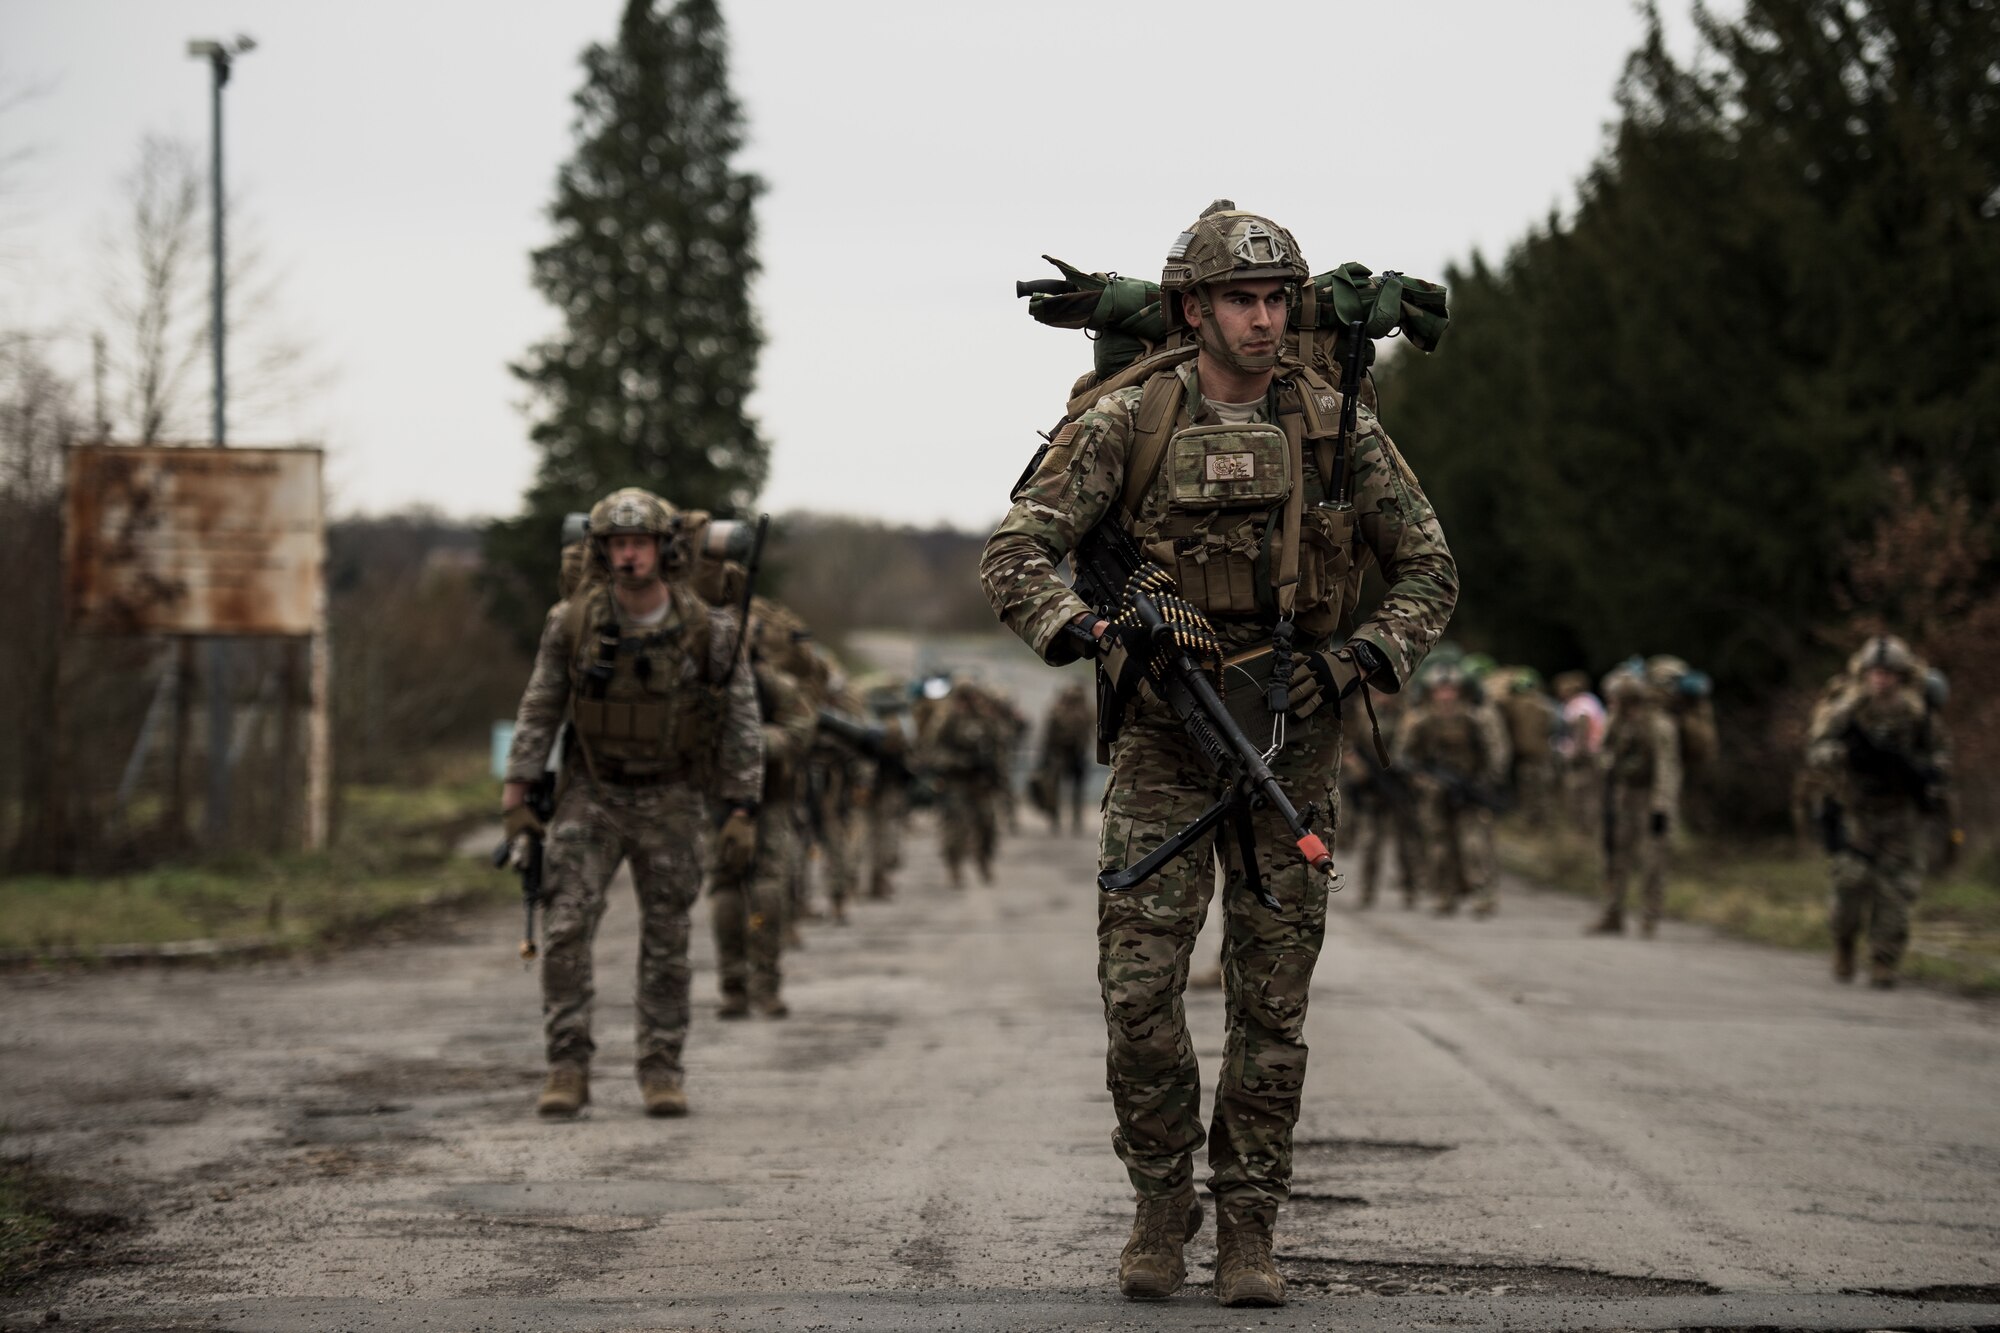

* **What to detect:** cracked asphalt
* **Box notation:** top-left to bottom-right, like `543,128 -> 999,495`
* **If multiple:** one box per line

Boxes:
3,805 -> 1998,1333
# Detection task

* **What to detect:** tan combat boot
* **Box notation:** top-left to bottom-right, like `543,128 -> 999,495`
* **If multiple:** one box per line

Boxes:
718,993 -> 751,1019
640,1071 -> 690,1117
1868,960 -> 1897,990
1117,1186 -> 1203,1300
1585,907 -> 1623,935
1214,1221 -> 1285,1307
536,1064 -> 589,1117
753,994 -> 790,1019
1832,936 -> 1857,982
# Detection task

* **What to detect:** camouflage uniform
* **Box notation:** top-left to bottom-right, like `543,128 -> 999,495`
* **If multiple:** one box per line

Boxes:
859,708 -> 912,899
1037,682 -> 1096,834
808,669 -> 868,918
981,355 -> 1456,1231
1806,643 -> 1950,982
919,685 -> 1002,886
1345,693 -> 1423,907
1497,676 -> 1558,827
508,573 -> 762,1083
1398,694 -> 1505,915
1594,676 -> 1681,934
711,659 -> 814,1009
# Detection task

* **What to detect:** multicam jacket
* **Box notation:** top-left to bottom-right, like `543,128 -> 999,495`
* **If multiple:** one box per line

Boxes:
981,361 -> 1457,683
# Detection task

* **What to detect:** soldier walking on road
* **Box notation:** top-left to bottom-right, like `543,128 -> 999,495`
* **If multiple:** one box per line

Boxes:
1399,667 -> 1505,917
1553,670 -> 1607,835
1035,682 -> 1095,834
917,678 -> 1002,887
502,489 -> 763,1119
710,611 -> 816,1020
1346,689 -> 1424,908
1806,635 -> 1952,987
982,204 -> 1456,1307
1588,664 -> 1681,938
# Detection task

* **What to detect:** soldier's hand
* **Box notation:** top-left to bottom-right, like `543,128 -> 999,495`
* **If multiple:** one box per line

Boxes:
1307,640 -> 1388,707
716,806 -> 758,877
504,803 -> 545,840
1649,810 -> 1670,838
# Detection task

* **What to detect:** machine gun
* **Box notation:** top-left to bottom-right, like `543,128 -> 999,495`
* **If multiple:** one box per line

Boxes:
1068,522 -> 1334,911
1418,765 -> 1514,817
493,741 -> 562,964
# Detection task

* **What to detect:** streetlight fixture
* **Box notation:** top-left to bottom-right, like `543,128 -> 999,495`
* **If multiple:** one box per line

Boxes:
187,33 -> 255,846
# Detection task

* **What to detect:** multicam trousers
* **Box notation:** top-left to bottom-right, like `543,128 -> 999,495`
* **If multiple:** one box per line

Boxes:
1601,784 -> 1668,926
864,782 -> 907,897
540,775 -> 704,1078
1420,793 -> 1494,913
1829,801 -> 1925,971
1354,792 -> 1424,906
711,807 -> 795,1004
939,773 -> 997,879
1097,702 -> 1340,1231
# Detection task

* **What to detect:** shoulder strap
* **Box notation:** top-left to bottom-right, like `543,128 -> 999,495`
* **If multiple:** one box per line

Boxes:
1117,369 -> 1189,520
1064,341 -> 1197,420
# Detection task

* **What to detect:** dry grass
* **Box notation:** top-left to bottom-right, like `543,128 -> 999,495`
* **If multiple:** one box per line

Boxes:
1502,827 -> 2000,994
0,752 -> 505,959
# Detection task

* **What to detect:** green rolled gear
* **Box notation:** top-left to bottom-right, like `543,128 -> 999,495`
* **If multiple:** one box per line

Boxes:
1023,255 -> 1449,385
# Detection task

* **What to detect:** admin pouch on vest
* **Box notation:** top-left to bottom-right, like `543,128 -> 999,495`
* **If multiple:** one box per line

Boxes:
559,584 -> 728,787
1113,362 -> 1359,642
1018,254 -> 1448,403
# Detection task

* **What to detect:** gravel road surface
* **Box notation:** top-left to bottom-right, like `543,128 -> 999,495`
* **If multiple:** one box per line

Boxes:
4,809 -> 1997,1332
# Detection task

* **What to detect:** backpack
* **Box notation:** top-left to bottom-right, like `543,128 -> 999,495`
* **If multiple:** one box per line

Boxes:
1020,255 -> 1449,406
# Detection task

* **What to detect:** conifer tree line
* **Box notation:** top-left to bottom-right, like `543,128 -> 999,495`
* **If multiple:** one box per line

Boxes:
1382,0 -> 1999,823
485,0 -> 765,637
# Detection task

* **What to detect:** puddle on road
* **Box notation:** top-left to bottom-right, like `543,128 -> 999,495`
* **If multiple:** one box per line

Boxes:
1209,1254 -> 1718,1299
400,1179 -> 737,1217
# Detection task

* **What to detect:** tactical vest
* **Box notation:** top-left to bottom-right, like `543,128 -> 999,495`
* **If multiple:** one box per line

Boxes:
1116,358 -> 1359,641
1847,689 -> 1931,804
1606,708 -> 1660,786
561,583 -> 724,786
1419,711 -> 1486,779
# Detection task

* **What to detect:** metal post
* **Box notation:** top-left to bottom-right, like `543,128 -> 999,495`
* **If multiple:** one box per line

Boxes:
188,38 -> 251,845
203,47 -> 232,844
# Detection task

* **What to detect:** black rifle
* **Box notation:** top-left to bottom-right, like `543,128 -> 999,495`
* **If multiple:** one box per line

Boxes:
1351,740 -> 1413,816
723,514 -> 771,682
1419,765 -> 1514,816
817,707 -> 922,790
492,746 -> 561,963
1815,794 -> 1879,867
1069,523 -> 1333,910
1841,721 -> 1944,812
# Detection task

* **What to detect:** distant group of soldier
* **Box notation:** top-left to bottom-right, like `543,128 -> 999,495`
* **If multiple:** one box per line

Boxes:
1340,637 -> 1956,988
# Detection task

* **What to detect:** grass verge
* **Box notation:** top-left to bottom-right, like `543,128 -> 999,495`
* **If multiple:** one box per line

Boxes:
0,757 -> 509,961
1501,827 -> 2000,995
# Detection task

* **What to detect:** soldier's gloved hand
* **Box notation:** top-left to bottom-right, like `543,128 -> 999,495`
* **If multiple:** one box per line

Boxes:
715,805 -> 758,877
503,803 -> 545,841
1306,640 -> 1389,710
1649,810 -> 1670,837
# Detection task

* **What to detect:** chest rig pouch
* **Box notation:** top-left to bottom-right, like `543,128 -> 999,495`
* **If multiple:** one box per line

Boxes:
1137,422 -> 1292,618
565,587 -> 722,786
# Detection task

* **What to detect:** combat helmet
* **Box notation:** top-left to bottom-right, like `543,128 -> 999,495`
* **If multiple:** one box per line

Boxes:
585,487 -> 682,582
1602,660 -> 1650,703
1848,634 -> 1918,680
1161,200 -> 1309,372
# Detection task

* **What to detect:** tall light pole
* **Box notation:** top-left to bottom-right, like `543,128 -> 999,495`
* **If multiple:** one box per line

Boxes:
188,34 -> 255,845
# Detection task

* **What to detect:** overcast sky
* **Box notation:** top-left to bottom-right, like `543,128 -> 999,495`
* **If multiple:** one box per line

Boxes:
1,0 -> 1722,530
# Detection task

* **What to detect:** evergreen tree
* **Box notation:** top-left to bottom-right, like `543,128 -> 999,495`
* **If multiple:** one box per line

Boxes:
486,0 -> 765,637
1383,0 -> 1999,695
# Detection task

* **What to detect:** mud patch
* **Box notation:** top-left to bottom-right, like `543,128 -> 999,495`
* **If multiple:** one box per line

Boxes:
1861,1282 -> 2000,1304
1234,1254 -> 1718,1298
285,1101 -> 435,1147
1287,1190 -> 1370,1210
317,1058 -> 533,1100
0,1160 -> 142,1296
1292,1136 -> 1454,1164
393,1179 -> 736,1218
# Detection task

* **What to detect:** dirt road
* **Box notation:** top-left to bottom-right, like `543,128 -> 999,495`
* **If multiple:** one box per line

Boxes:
4,812 -> 1998,1332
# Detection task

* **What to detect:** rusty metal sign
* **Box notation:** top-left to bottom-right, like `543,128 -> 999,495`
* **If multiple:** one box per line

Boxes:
64,445 -> 325,636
